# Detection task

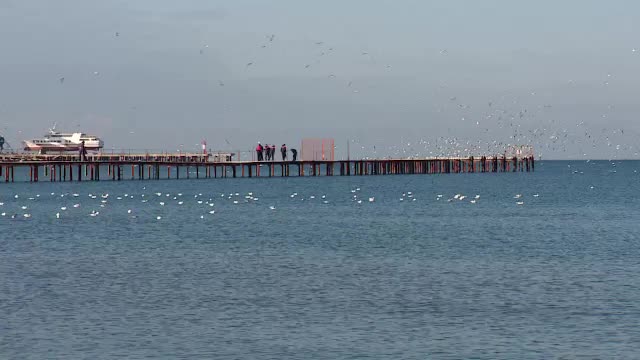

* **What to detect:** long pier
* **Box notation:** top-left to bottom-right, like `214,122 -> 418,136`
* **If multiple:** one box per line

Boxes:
0,153 -> 534,183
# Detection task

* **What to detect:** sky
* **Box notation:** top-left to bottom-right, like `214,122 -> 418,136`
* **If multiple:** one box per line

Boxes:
0,0 -> 639,159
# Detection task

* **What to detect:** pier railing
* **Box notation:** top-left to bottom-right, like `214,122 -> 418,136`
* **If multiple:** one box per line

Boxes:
0,154 -> 534,183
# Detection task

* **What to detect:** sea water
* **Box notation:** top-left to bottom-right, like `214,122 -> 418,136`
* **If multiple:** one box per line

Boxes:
1,161 -> 639,359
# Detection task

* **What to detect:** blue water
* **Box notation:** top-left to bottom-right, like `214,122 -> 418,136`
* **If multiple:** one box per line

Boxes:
1,161 -> 639,359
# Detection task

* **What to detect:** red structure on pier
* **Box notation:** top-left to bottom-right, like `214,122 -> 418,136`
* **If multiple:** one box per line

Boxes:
301,138 -> 334,161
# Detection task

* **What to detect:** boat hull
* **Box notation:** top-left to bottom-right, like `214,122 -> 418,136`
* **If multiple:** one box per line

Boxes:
23,141 -> 103,152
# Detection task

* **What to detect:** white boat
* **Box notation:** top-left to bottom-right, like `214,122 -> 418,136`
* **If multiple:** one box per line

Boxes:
23,125 -> 104,153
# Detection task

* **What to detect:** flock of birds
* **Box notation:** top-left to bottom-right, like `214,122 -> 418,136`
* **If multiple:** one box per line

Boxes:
203,34 -> 637,160
0,186 -> 545,221
2,25 -> 633,160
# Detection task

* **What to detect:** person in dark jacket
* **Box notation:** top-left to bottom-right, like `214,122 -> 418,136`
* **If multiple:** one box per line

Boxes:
291,148 -> 297,161
79,140 -> 87,161
280,144 -> 287,161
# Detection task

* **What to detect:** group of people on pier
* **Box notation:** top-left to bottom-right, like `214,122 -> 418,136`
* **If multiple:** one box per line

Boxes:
256,143 -> 297,162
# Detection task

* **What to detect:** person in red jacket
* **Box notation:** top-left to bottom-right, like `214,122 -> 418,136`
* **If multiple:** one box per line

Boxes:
256,142 -> 263,161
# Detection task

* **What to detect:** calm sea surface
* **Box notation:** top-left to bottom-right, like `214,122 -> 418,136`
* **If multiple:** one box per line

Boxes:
1,160 -> 639,359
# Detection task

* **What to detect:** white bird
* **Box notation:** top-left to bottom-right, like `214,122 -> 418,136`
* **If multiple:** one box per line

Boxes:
233,201 -> 239,204
357,200 -> 362,204
127,209 -> 132,214
73,204 -> 80,208
209,210 -> 215,214
514,194 -> 522,199
470,200 -> 477,204
454,194 -> 461,199
156,216 -> 162,220
269,206 -> 276,210
533,194 -> 540,197
369,197 -> 375,202
159,202 -> 165,206
474,195 -> 480,199
21,206 -> 27,210
178,201 -> 184,205
1,213 -> 5,216
60,207 -> 67,211
56,213 -> 60,219
516,201 -> 524,205
23,214 -> 31,218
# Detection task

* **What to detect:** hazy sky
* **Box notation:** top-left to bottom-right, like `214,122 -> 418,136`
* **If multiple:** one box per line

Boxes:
1,0 -> 639,159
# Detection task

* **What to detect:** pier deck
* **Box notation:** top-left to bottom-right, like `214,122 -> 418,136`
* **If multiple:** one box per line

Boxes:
0,153 -> 534,183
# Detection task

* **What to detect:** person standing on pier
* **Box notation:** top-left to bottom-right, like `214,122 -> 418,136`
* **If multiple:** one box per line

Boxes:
270,145 -> 276,161
79,140 -> 87,161
256,142 -> 264,161
264,144 -> 270,161
291,148 -> 297,162
280,144 -> 287,161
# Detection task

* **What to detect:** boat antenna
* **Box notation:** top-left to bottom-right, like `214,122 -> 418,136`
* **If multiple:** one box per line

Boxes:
50,122 -> 57,133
